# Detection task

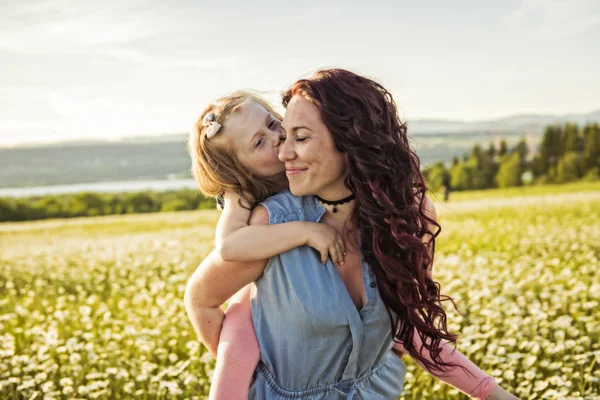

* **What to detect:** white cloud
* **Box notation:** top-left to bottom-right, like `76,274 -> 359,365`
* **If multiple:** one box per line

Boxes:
95,47 -> 243,69
0,0 -> 184,54
508,0 -> 600,39
0,0 -> 73,18
0,17 -> 162,54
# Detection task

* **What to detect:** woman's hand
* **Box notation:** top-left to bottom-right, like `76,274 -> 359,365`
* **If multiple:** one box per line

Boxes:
302,222 -> 346,265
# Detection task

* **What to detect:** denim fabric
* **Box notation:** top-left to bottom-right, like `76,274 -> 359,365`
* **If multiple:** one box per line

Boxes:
249,189 -> 406,399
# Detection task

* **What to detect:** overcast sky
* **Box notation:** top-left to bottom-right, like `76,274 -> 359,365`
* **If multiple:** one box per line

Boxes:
1,0 -> 599,146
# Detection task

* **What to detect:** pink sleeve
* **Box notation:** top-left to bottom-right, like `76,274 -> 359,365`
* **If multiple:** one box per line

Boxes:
208,285 -> 259,400
393,334 -> 497,400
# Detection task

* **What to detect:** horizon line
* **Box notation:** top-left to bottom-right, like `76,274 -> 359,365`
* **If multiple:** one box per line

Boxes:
2,106 -> 599,149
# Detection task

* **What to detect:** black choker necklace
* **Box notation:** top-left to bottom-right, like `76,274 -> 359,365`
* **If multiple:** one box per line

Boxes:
315,193 -> 355,213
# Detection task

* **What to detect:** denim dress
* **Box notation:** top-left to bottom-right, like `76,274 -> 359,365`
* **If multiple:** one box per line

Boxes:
249,189 -> 406,399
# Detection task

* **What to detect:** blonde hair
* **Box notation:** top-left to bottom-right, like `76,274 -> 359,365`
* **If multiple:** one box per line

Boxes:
187,90 -> 283,207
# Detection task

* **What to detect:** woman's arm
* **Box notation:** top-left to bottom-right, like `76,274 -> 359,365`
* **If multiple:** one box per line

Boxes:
184,195 -> 267,355
187,206 -> 271,306
184,252 -> 266,354
184,301 -> 224,358
184,206 -> 270,357
184,205 -> 270,398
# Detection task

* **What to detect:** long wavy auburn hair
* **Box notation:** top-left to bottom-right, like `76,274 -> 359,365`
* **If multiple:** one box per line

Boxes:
282,69 -> 464,375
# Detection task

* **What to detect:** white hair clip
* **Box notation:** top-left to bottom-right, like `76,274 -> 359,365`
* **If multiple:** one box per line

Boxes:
203,112 -> 222,139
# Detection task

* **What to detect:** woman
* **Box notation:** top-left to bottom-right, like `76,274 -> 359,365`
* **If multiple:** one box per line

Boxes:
185,71 -> 519,399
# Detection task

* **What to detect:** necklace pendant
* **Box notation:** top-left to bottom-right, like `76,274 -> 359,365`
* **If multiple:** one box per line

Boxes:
315,193 -> 355,213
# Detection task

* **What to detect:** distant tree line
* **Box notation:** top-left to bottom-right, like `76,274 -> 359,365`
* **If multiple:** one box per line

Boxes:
423,122 -> 600,192
0,189 -> 215,223
2,122 -> 600,223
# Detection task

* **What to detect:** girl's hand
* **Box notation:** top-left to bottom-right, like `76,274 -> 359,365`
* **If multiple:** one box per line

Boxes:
303,222 -> 346,266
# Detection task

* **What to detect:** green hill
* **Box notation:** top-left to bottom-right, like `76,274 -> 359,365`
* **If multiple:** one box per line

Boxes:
0,132 -> 530,188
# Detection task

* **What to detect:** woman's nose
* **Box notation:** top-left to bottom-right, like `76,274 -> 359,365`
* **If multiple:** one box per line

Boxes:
278,139 -> 295,162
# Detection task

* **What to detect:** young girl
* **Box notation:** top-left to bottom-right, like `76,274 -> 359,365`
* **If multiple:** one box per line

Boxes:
184,89 -> 517,399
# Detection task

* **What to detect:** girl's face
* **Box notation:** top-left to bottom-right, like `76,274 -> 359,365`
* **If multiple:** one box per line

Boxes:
279,95 -> 349,199
215,102 -> 286,181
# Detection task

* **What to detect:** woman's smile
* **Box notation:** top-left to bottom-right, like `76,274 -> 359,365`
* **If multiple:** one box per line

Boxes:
285,166 -> 308,176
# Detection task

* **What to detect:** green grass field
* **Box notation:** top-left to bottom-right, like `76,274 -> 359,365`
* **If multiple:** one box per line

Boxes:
1,183 -> 599,399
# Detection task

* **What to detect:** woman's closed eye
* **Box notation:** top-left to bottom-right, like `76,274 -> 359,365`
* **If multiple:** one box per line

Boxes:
278,135 -> 307,143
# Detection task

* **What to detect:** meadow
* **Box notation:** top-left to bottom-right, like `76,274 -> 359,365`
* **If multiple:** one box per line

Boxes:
0,183 -> 599,399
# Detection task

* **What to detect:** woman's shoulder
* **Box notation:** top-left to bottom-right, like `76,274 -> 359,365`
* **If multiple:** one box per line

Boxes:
259,189 -> 319,224
259,189 -> 304,219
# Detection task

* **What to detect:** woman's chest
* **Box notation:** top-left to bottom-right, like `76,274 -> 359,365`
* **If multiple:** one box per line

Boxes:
257,247 -> 388,333
335,251 -> 367,311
